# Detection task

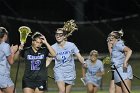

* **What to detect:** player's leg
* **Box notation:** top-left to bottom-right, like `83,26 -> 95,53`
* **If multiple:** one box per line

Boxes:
121,79 -> 131,93
115,82 -> 123,93
109,80 -> 115,93
34,88 -> 44,93
23,88 -> 34,93
65,84 -> 72,93
93,86 -> 98,93
57,81 -> 65,93
87,83 -> 94,93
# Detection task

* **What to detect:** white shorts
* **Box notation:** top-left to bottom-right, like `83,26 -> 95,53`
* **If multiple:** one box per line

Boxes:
114,65 -> 133,83
0,74 -> 14,88
54,69 -> 75,85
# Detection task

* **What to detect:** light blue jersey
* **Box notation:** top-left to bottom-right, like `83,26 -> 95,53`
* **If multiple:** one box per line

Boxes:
0,42 -> 11,76
85,59 -> 104,87
52,41 -> 79,85
0,42 -> 14,88
111,40 -> 125,67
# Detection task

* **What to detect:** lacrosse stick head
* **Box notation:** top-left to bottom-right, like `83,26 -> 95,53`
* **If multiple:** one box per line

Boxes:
19,26 -> 31,45
102,56 -> 111,65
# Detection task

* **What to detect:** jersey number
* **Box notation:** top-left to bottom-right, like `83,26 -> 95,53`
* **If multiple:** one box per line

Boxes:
31,60 -> 41,70
62,56 -> 67,63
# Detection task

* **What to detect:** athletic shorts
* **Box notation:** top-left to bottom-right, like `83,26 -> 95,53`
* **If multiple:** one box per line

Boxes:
54,69 -> 75,85
22,80 -> 47,91
0,74 -> 14,88
114,65 -> 133,83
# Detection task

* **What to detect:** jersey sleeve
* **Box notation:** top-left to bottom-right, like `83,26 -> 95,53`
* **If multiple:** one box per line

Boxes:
99,60 -> 104,72
3,44 -> 11,57
72,43 -> 79,54
116,43 -> 126,52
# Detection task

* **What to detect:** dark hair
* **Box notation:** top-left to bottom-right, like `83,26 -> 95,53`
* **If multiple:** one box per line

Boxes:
0,27 -> 8,38
31,32 -> 42,41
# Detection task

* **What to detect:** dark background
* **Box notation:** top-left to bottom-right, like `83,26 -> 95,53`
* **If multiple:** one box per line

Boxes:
0,0 -> 140,53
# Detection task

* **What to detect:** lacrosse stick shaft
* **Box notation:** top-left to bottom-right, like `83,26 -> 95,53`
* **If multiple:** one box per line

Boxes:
13,57 -> 21,93
133,74 -> 140,80
48,75 -> 55,80
80,78 -> 86,85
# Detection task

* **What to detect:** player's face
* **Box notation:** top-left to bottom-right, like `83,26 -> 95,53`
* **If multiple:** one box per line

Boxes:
90,54 -> 97,62
32,38 -> 43,51
108,33 -> 117,44
4,34 -> 8,41
55,30 -> 65,43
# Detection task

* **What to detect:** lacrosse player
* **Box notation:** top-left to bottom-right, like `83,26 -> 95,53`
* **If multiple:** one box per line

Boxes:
82,50 -> 104,93
107,30 -> 133,93
46,20 -> 86,93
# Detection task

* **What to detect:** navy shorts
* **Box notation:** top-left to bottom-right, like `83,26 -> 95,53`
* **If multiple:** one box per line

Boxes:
22,80 -> 47,91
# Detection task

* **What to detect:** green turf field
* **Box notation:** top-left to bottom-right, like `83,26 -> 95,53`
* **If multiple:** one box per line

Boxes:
11,55 -> 140,93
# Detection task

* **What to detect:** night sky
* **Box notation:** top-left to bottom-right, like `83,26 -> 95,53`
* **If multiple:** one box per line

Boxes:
0,0 -> 140,53
0,0 -> 139,20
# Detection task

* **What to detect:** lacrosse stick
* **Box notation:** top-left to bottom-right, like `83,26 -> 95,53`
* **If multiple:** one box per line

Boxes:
80,77 -> 86,86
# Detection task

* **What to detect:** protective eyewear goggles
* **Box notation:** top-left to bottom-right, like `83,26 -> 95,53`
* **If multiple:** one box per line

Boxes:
55,33 -> 64,37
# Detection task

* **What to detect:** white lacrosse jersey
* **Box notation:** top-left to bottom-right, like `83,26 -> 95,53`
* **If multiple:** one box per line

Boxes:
111,40 -> 126,67
0,42 -> 11,76
52,41 -> 79,83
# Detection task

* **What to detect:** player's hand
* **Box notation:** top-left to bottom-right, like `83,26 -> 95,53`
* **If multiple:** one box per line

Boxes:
11,44 -> 18,54
82,62 -> 87,68
40,35 -> 48,44
123,62 -> 128,72
18,44 -> 24,51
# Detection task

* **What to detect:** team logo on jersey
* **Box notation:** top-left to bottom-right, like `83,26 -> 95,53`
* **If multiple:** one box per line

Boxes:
27,55 -> 44,60
57,50 -> 71,55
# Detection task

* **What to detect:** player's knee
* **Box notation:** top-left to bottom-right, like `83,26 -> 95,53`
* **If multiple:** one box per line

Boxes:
88,88 -> 94,93
59,90 -> 65,93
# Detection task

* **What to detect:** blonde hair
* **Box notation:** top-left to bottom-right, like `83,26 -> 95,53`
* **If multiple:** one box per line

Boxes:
90,50 -> 98,57
110,29 -> 124,39
56,19 -> 78,38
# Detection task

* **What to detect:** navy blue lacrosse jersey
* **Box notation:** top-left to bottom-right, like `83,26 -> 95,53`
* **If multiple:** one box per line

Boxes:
21,47 -> 48,81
